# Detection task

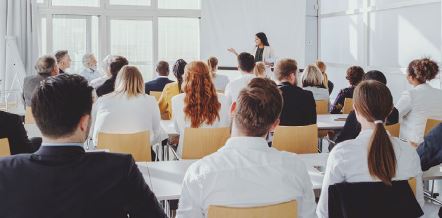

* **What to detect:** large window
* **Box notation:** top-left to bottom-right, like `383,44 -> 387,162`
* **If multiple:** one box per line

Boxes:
37,0 -> 201,80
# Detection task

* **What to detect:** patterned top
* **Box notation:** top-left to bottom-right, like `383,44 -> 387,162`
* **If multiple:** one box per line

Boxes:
330,86 -> 355,114
255,47 -> 264,62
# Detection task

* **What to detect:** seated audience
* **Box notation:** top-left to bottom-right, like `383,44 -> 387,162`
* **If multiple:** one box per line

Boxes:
330,66 -> 364,114
207,57 -> 229,92
158,59 -> 187,120
317,80 -> 423,217
0,111 -> 37,154
254,61 -> 267,78
301,64 -> 329,101
90,55 -> 113,89
225,52 -> 256,103
0,74 -> 166,217
54,50 -> 71,74
316,60 -> 334,94
275,58 -> 316,126
396,58 -> 442,143
177,78 -> 317,218
92,66 -> 166,147
79,53 -> 100,82
145,61 -> 173,94
416,123 -> 442,171
335,70 -> 399,144
171,61 -> 230,157
96,56 -> 128,97
23,55 -> 59,106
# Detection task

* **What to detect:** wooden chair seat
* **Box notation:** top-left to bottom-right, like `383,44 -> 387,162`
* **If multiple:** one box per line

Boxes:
208,200 -> 297,218
273,124 -> 318,154
0,138 -> 10,157
97,131 -> 151,162
182,127 -> 230,159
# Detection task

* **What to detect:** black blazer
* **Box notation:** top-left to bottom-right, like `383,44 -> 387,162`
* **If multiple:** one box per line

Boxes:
145,77 -> 174,94
0,111 -> 33,154
278,82 -> 317,126
0,146 -> 166,218
335,107 -> 399,144
96,77 -> 116,97
417,123 -> 442,171
327,80 -> 334,94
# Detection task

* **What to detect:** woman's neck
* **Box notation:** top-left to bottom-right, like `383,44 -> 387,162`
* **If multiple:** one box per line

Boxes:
258,44 -> 265,49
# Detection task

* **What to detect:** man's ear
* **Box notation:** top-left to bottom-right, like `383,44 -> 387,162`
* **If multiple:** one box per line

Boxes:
79,114 -> 90,132
269,118 -> 280,132
230,101 -> 237,115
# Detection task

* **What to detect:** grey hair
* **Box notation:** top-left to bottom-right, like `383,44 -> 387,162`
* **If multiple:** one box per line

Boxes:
82,53 -> 96,67
35,55 -> 57,75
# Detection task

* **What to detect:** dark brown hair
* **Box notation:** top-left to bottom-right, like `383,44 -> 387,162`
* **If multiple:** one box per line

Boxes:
156,61 -> 169,76
235,78 -> 282,136
54,50 -> 68,63
238,52 -> 255,73
407,58 -> 439,84
274,59 -> 298,81
346,66 -> 365,86
208,56 -> 218,77
353,80 -> 396,185
110,56 -> 129,78
173,59 -> 187,93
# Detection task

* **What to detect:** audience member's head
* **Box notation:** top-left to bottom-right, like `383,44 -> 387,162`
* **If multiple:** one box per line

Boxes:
237,52 -> 255,73
156,61 -> 170,77
182,61 -> 220,128
274,59 -> 298,85
32,74 -> 93,141
364,70 -> 387,85
346,66 -> 365,86
254,62 -> 266,78
301,64 -> 323,87
109,56 -> 129,78
232,78 -> 282,137
353,80 -> 395,185
407,58 -> 439,85
82,53 -> 97,71
114,65 -> 144,97
101,55 -> 114,77
55,50 -> 71,71
255,32 -> 270,46
207,56 -> 218,77
35,55 -> 59,76
316,60 -> 326,73
173,59 -> 187,92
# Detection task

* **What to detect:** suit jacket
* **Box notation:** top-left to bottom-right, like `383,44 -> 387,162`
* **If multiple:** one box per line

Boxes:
0,146 -> 166,218
417,123 -> 442,171
22,73 -> 51,107
145,77 -> 174,94
278,82 -> 317,126
96,77 -> 116,97
0,111 -> 33,154
335,107 -> 399,144
327,80 -> 334,94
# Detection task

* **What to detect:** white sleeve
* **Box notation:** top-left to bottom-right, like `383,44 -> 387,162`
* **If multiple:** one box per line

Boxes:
412,150 -> 425,208
296,161 -> 317,218
267,46 -> 276,63
171,96 -> 180,134
176,167 -> 205,218
90,99 -> 99,146
224,82 -> 233,105
150,97 -> 167,145
395,90 -> 412,120
316,149 -> 345,218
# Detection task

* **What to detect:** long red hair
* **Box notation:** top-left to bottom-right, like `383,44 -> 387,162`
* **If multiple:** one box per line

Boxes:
183,61 -> 221,128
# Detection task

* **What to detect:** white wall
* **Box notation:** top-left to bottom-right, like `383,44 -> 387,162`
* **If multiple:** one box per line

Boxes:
319,0 -> 442,102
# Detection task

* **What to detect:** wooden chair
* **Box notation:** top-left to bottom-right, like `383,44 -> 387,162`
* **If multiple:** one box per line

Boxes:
208,200 -> 297,218
424,119 -> 442,136
97,131 -> 151,162
408,178 -> 416,196
25,107 -> 35,124
316,100 -> 329,115
385,123 -> 400,137
0,138 -> 10,157
342,98 -> 353,114
150,91 -> 162,101
182,127 -> 230,159
273,124 -> 318,154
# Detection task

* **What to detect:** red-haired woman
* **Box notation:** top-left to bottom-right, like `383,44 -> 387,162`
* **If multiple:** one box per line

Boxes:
172,61 -> 231,157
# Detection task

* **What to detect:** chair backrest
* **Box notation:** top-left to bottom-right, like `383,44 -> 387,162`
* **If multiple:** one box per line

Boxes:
150,91 -> 162,101
408,178 -> 416,196
182,127 -> 230,159
272,124 -> 318,154
316,100 -> 329,115
97,131 -> 151,161
208,200 -> 297,218
0,138 -> 10,157
424,119 -> 442,136
25,107 -> 35,124
385,123 -> 400,138
342,98 -> 353,114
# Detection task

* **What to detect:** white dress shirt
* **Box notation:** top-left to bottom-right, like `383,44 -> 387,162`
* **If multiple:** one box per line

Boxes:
212,74 -> 230,92
80,68 -> 102,82
316,129 -> 424,218
396,83 -> 442,143
224,73 -> 255,104
91,93 -> 167,147
171,93 -> 231,157
176,137 -> 317,218
302,86 -> 329,101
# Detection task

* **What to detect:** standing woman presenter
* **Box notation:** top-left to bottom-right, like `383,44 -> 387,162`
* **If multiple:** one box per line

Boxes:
228,32 -> 276,66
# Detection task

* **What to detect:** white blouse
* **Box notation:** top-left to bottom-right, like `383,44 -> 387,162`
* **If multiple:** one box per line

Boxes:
171,93 -> 231,157
212,74 -> 230,92
302,86 -> 329,101
316,129 -> 423,218
91,93 -> 167,147
396,83 -> 442,143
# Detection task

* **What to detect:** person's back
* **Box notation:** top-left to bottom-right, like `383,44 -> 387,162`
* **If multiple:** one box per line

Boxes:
302,86 -> 329,101
224,52 -> 256,103
212,74 -> 229,92
301,64 -> 329,101
145,61 -> 173,94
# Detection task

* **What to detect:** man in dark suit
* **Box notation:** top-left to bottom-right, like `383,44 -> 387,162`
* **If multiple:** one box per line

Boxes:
0,74 -> 166,218
145,61 -> 173,94
0,111 -> 35,154
96,56 -> 128,97
274,59 -> 316,126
